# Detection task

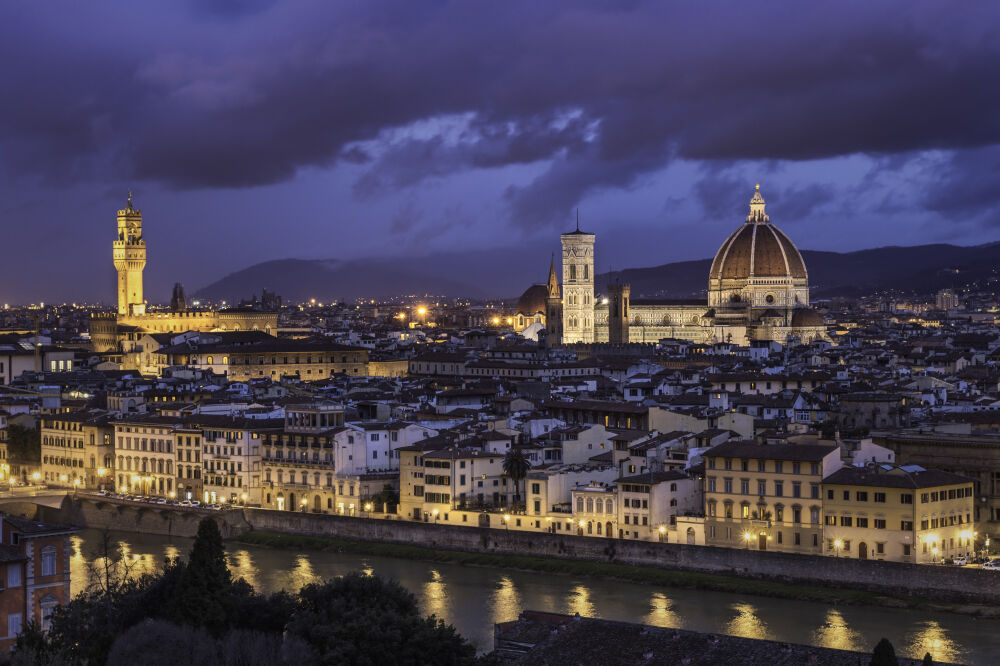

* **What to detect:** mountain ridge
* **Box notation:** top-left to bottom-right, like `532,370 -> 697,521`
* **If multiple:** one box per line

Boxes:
194,241 -> 999,303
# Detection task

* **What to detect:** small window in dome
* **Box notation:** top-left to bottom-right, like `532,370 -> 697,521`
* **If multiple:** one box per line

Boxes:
765,294 -> 775,304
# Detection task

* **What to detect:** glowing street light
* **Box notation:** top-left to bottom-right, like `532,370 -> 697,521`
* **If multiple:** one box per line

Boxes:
503,514 -> 511,530
834,539 -> 844,558
743,531 -> 753,549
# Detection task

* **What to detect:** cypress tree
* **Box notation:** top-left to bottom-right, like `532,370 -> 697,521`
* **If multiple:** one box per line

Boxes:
869,638 -> 899,666
169,518 -> 232,634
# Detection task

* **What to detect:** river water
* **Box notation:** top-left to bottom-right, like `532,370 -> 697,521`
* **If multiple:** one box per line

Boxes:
67,529 -> 997,664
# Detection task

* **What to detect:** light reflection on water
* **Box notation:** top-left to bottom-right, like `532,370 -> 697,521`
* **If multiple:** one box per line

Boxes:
644,591 -> 680,629
488,576 -> 522,626
67,530 -> 997,664
726,602 -> 772,640
423,569 -> 451,619
904,621 -> 961,664
564,584 -> 595,617
812,609 -> 864,653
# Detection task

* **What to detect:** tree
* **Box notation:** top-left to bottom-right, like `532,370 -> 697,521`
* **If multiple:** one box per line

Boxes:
287,573 -> 477,665
922,653 -> 934,666
869,638 -> 899,666
502,448 -> 530,504
168,518 -> 233,635
6,424 -> 40,466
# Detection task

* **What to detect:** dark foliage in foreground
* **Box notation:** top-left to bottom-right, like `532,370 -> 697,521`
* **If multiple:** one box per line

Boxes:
7,518 -> 482,666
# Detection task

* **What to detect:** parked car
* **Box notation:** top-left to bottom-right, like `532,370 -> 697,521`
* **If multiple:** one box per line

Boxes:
953,556 -> 968,566
154,498 -> 167,504
982,560 -> 1000,570
179,500 -> 192,507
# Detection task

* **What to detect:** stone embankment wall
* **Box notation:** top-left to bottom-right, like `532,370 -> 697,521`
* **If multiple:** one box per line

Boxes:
0,496 -> 251,539
245,509 -> 1000,605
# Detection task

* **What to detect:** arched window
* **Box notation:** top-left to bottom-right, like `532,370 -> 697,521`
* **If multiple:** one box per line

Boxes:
576,497 -> 583,513
595,499 -> 603,514
586,498 -> 594,513
207,356 -> 214,365
605,500 -> 614,514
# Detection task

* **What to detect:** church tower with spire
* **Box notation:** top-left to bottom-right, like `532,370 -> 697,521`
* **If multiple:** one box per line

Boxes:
113,192 -> 146,316
545,255 -> 562,345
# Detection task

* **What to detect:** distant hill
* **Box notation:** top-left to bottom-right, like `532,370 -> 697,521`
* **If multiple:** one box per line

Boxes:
598,242 -> 1000,299
193,257 -> 488,303
195,241 -> 1000,303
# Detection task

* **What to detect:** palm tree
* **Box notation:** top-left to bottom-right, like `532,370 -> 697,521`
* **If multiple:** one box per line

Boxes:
502,448 -> 531,506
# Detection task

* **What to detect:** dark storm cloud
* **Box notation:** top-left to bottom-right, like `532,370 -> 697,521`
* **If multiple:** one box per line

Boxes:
923,146 -> 1000,225
2,1 -> 1000,227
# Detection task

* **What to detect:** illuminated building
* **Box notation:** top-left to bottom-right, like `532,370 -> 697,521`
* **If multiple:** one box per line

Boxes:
90,194 -> 277,356
520,185 -> 830,347
821,464 -> 975,563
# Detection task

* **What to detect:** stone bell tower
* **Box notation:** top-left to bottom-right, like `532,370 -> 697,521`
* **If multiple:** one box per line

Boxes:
113,192 -> 146,316
560,213 -> 595,344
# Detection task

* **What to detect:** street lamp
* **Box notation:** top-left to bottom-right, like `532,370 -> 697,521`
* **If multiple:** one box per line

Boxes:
743,531 -> 753,549
300,498 -> 308,512
241,493 -> 248,506
73,478 -> 80,496
658,525 -> 667,542
503,514 -> 511,531
834,539 -> 844,558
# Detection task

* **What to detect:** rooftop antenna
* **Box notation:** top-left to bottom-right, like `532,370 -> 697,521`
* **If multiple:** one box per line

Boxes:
576,208 -> 580,232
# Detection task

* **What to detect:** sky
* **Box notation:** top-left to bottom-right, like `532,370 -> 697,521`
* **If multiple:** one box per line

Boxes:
2,1 -> 1000,304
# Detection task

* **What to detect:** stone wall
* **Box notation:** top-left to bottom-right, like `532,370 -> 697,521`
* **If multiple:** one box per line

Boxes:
2,496 -> 253,539
245,509 -> 1000,605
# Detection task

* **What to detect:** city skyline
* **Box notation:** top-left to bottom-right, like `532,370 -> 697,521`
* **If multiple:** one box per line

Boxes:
2,1 -> 1000,303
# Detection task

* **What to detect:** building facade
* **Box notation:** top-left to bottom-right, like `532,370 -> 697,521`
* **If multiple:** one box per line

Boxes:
703,441 -> 840,554
822,465 -> 975,563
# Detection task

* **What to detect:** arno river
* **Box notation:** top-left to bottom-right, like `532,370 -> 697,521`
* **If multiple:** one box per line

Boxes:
68,529 -> 998,664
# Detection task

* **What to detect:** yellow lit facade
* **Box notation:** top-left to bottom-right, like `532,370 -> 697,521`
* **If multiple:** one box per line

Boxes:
40,412 -> 115,490
821,465 -> 975,563
703,441 -> 841,555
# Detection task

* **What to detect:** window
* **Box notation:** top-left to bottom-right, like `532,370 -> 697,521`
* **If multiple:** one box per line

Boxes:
774,481 -> 784,497
792,482 -> 801,498
874,492 -> 886,503
826,489 -> 834,500
740,480 -> 750,495
757,480 -> 766,496
900,494 -> 913,505
774,462 -> 783,474
40,546 -> 57,576
8,613 -> 21,638
723,478 -> 733,493
874,519 -> 886,529
856,492 -> 868,502
839,516 -> 853,527
7,564 -> 20,588
900,520 -> 913,531
876,542 -> 885,554
857,518 -> 869,528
